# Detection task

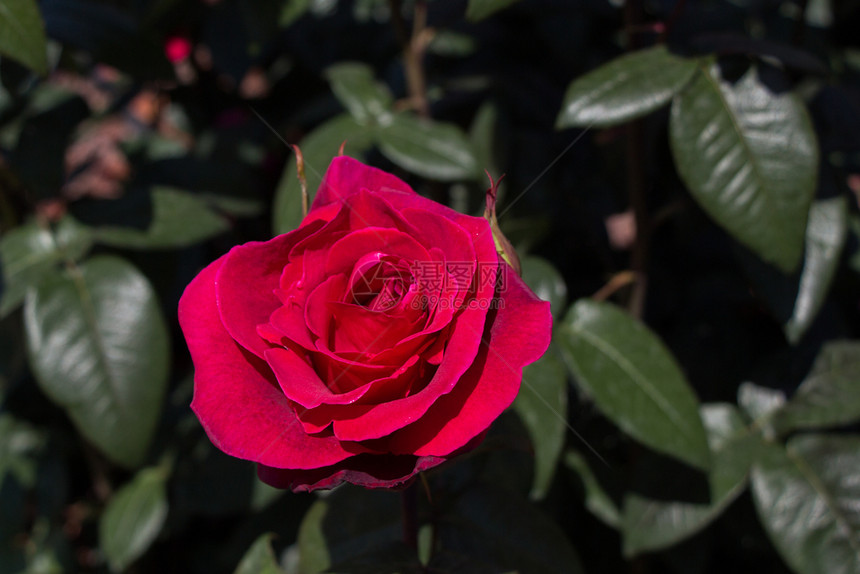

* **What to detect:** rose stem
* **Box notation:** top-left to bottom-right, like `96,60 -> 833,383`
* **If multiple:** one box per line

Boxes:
401,482 -> 419,550
388,0 -> 430,117
623,0 -> 649,320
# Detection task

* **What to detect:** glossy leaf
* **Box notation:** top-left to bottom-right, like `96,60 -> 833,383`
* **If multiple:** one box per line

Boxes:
272,114 -> 375,234
466,0 -> 521,21
234,534 -> 284,574
513,345 -> 568,499
0,218 -> 93,318
100,466 -> 169,573
24,256 -> 169,468
324,62 -> 394,126
0,414 -> 43,489
564,450 -> 620,528
556,46 -> 697,129
751,435 -> 860,574
279,0 -> 310,26
558,299 -> 710,470
670,65 -> 817,272
0,0 -> 48,74
88,187 -> 230,249
774,341 -> 860,432
622,404 -> 759,556
738,382 -> 786,430
376,113 -> 479,182
784,197 -> 848,343
521,256 -> 568,319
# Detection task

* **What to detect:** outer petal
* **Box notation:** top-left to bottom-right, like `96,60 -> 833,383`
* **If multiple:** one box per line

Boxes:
385,265 -> 552,456
179,256 -> 367,469
216,225 -> 320,358
311,156 -> 414,209
257,453 -> 444,492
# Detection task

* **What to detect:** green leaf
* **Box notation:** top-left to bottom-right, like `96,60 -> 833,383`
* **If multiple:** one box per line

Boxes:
428,30 -> 477,58
0,414 -> 43,489
88,187 -> 230,249
784,197 -> 848,343
436,487 -> 585,574
564,450 -> 620,528
324,62 -> 394,126
670,64 -> 818,272
99,466 -> 169,573
558,299 -> 710,470
513,345 -> 568,500
521,256 -> 568,319
297,486 -> 405,574
621,404 -> 759,556
774,341 -> 860,432
272,114 -> 375,234
740,197 -> 849,345
0,218 -> 93,318
233,534 -> 284,574
24,256 -> 169,468
556,46 -> 698,129
376,113 -> 479,182
0,0 -> 48,74
279,0 -> 310,26
466,0 -> 521,21
738,382 -> 786,432
470,101 -> 501,181
751,434 -> 860,574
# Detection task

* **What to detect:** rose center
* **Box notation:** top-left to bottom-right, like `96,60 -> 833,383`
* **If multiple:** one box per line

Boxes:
348,256 -> 411,312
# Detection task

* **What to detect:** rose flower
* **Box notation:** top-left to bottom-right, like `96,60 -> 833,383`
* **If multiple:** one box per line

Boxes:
178,157 -> 552,492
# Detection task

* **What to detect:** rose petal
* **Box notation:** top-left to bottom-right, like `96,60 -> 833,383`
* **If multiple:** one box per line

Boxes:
179,256 -> 367,469
385,266 -> 552,456
257,453 -> 444,492
311,156 -> 414,210
265,346 -> 373,408
217,232 -> 302,358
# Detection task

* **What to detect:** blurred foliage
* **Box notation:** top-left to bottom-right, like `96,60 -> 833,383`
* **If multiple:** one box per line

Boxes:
1,0 -> 860,573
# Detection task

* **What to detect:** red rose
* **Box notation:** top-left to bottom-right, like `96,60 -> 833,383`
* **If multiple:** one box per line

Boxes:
178,157 -> 552,492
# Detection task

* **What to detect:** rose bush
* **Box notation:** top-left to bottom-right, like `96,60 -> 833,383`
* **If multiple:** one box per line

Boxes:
178,156 -> 552,492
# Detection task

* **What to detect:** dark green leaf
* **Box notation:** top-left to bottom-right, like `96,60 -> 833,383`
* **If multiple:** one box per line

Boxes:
740,197 -> 849,345
670,65 -> 818,272
376,113 -> 479,181
279,0 -> 310,26
324,62 -> 394,126
233,534 -> 284,574
272,114 -> 375,234
556,46 -> 697,129
0,414 -> 43,489
738,382 -> 786,432
751,434 -> 860,574
774,341 -> 860,432
0,0 -> 48,74
513,345 -> 568,500
621,404 -> 758,556
428,30 -> 477,57
297,486 -> 403,574
24,256 -> 169,468
437,487 -> 584,574
470,101 -> 500,182
466,0 -> 521,21
0,218 -> 93,318
558,299 -> 710,470
99,466 -> 169,573
784,197 -> 848,343
88,187 -> 230,249
521,256 -> 567,319
564,450 -> 620,528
